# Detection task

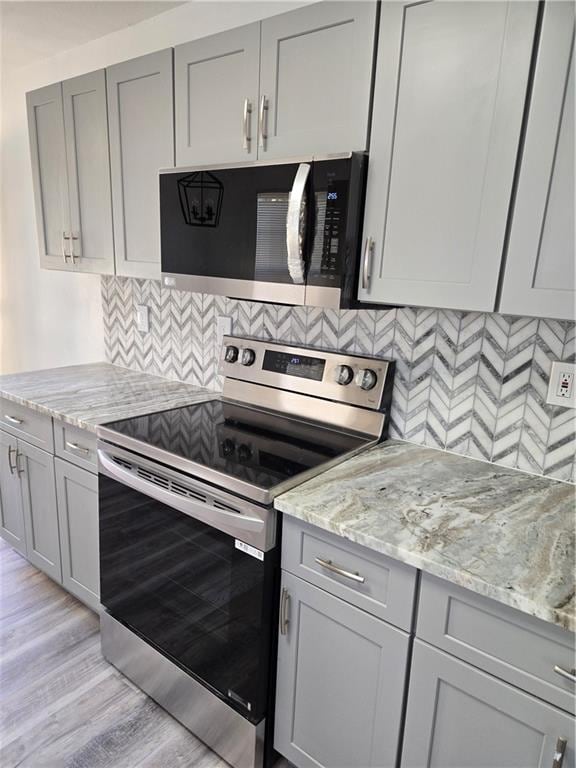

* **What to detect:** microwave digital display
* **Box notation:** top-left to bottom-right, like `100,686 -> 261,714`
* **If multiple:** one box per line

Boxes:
263,351 -> 325,381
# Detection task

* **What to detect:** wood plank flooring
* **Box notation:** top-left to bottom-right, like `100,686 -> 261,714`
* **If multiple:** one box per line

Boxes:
0,540 -> 230,768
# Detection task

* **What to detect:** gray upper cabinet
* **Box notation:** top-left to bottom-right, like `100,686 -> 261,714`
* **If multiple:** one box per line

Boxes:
402,640 -> 575,768
175,24 -> 260,166
107,49 -> 174,279
19,441 -> 61,583
0,431 -> 27,556
275,570 -> 409,768
27,73 -> 114,274
359,0 -> 538,311
62,71 -> 114,275
500,2 -> 575,320
27,83 -> 70,270
259,2 -> 377,159
55,458 -> 99,611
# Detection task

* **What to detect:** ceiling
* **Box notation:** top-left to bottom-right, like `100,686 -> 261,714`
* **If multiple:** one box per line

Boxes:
0,1 -> 184,73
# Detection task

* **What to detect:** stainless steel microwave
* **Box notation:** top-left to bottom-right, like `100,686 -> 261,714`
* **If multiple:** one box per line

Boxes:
159,153 -> 368,308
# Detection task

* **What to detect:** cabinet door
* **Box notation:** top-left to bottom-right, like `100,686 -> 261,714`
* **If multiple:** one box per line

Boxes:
175,24 -> 260,166
359,1 -> 538,311
107,49 -> 174,279
26,83 -> 71,270
62,70 -> 114,275
275,571 -> 409,768
500,3 -> 575,320
55,459 -> 99,611
19,441 -> 61,582
402,641 -> 575,768
0,431 -> 27,556
259,2 -> 377,159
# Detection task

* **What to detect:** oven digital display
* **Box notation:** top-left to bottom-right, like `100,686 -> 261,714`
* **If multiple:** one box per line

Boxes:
263,350 -> 325,381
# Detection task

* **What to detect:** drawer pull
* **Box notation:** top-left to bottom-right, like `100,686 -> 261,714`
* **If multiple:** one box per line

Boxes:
66,441 -> 90,455
552,737 -> 567,768
4,414 -> 23,425
554,665 -> 576,683
280,587 -> 291,636
315,557 -> 365,584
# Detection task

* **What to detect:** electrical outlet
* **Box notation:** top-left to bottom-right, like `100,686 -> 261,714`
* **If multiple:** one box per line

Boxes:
217,315 -> 233,341
136,304 -> 150,334
546,362 -> 576,408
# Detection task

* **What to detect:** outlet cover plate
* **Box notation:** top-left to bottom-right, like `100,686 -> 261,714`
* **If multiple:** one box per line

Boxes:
546,361 -> 576,408
136,304 -> 150,334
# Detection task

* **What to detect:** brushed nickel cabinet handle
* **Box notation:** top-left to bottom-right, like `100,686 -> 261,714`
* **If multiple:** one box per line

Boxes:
280,586 -> 290,635
242,98 -> 252,151
62,231 -> 71,262
66,441 -> 90,455
315,557 -> 365,584
259,95 -> 268,150
362,236 -> 374,290
7,445 -> 16,474
552,737 -> 567,768
71,232 -> 80,263
554,665 -> 576,683
4,414 -> 23,425
15,451 -> 24,476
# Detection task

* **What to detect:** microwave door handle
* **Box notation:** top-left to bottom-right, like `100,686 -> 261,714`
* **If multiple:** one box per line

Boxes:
98,449 -> 265,539
286,163 -> 311,285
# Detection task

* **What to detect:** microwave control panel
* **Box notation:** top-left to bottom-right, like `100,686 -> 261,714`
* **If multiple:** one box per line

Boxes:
319,181 -> 348,278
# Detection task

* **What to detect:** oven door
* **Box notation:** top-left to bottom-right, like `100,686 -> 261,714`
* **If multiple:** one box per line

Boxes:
98,446 -> 278,723
160,161 -> 310,305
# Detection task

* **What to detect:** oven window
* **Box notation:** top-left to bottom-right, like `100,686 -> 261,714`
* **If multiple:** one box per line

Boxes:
99,474 -> 278,722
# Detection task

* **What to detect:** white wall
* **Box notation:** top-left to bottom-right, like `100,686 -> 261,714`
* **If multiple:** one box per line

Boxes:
0,0 -> 309,374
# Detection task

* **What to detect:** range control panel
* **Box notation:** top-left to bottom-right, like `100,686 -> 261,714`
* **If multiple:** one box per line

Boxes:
220,336 -> 394,411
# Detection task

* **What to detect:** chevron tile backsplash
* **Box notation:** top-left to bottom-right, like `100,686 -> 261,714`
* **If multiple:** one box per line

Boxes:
102,276 -> 576,483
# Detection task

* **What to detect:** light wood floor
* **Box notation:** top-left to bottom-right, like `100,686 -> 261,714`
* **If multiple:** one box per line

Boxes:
0,540 -> 230,768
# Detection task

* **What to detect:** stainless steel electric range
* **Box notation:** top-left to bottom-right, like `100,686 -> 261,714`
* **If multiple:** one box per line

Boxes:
96,336 -> 394,768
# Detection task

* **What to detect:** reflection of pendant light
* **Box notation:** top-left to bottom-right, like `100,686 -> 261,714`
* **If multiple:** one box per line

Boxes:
178,171 -> 224,227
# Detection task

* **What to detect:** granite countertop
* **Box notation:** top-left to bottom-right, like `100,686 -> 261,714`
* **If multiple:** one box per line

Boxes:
0,363 -> 214,432
276,440 -> 576,631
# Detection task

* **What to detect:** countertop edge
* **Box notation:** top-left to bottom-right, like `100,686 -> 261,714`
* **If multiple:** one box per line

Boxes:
274,500 -> 575,634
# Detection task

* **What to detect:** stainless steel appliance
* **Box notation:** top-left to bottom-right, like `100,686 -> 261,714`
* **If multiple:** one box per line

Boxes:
96,336 -> 394,768
160,153 -> 368,309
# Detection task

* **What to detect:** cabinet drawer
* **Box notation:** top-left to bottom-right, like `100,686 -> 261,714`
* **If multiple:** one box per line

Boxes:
417,574 -> 576,715
0,399 -> 53,452
282,516 -> 417,631
54,421 -> 97,472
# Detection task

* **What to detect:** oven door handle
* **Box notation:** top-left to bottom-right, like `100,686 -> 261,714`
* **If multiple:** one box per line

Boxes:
98,449 -> 267,544
286,162 -> 310,285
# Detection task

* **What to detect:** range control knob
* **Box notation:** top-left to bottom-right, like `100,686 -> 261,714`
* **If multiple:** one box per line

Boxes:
224,345 -> 239,363
334,364 -> 354,386
356,368 -> 378,391
239,347 -> 256,366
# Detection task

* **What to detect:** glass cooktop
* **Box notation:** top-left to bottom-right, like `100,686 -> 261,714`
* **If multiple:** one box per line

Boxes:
102,398 -> 370,495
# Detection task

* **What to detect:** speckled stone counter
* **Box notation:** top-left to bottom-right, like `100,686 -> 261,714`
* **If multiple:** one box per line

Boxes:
0,363 -> 214,432
275,440 -> 575,631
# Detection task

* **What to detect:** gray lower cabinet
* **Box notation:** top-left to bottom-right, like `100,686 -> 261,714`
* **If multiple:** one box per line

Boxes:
55,458 -> 99,611
259,2 -> 377,159
274,570 -> 409,768
107,49 -> 174,279
401,640 -> 575,768
499,1 -> 575,320
359,0 -> 538,311
27,72 -> 114,274
175,24 -> 260,166
19,441 -> 61,582
0,430 -> 27,556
